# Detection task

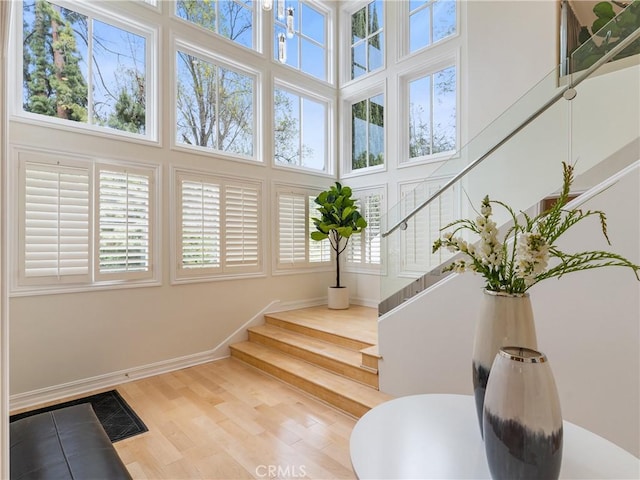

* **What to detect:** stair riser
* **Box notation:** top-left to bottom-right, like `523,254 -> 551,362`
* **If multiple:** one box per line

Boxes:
230,347 -> 371,418
361,353 -> 379,371
248,331 -> 378,388
265,317 -> 372,351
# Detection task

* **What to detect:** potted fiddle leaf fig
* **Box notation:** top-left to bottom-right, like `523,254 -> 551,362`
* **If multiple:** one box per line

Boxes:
311,182 -> 367,309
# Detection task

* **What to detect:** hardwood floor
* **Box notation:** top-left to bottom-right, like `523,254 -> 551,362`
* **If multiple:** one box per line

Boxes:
112,358 -> 358,479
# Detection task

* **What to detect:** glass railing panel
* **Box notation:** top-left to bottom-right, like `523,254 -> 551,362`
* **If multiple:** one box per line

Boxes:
382,66 -> 565,235
380,64 -> 570,304
569,0 -> 640,73
380,10 -> 640,312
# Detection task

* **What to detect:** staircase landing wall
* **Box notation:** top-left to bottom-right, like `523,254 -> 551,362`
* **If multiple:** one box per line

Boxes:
378,163 -> 640,457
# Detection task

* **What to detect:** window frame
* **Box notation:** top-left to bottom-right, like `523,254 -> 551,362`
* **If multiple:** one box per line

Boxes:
171,39 -> 261,164
403,0 -> 459,58
11,146 -> 161,296
345,0 -> 385,83
342,81 -> 387,177
272,79 -> 333,175
173,0 -> 258,52
171,167 -> 265,284
94,163 -> 157,282
15,0 -> 158,143
398,52 -> 460,167
272,0 -> 332,84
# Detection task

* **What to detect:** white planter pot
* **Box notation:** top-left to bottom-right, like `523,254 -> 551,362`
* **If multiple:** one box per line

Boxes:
328,286 -> 349,310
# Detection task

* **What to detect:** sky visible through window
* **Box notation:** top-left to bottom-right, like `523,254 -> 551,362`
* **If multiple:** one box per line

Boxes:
22,0 -> 147,134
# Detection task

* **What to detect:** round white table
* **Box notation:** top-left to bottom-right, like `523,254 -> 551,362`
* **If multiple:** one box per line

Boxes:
350,394 -> 640,479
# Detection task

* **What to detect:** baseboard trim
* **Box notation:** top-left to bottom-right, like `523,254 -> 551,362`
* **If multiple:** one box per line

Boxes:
9,349 -> 227,412
266,297 -> 327,313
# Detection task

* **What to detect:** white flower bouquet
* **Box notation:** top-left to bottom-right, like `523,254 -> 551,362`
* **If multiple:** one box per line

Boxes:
432,162 -> 639,294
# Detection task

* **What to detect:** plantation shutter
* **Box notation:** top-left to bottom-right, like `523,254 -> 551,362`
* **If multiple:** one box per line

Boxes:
308,195 -> 331,263
401,182 -> 430,272
179,178 -> 221,271
347,199 -> 363,264
98,168 -> 151,277
401,179 -> 457,272
225,183 -> 260,270
364,193 -> 382,264
347,190 -> 382,266
278,192 -> 307,265
22,162 -> 90,282
430,183 -> 457,265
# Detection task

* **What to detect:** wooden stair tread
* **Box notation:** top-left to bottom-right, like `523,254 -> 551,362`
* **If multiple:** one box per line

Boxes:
230,341 -> 392,414
249,324 -> 364,367
361,345 -> 381,358
266,305 -> 377,349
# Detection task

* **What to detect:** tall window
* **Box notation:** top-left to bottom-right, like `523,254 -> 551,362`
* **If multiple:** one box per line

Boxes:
352,93 -> 384,171
15,149 -> 158,291
274,0 -> 327,81
22,0 -> 150,136
347,188 -> 383,268
176,0 -> 254,50
175,171 -> 261,280
351,0 -> 384,80
274,86 -> 327,172
409,0 -> 456,54
176,48 -> 255,158
408,65 -> 457,160
276,187 -> 330,270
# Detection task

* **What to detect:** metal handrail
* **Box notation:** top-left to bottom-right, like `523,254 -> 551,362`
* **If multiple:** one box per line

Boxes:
382,25 -> 640,238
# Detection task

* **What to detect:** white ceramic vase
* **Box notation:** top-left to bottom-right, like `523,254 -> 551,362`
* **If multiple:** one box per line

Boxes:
483,347 -> 563,480
472,289 -> 538,437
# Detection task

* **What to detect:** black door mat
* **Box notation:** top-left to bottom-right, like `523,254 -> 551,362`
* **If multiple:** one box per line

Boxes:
10,389 -> 147,442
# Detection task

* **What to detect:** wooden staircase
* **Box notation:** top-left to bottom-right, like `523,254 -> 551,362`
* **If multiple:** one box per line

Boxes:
230,305 -> 393,418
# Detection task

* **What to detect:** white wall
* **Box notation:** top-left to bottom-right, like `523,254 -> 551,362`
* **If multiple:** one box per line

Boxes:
379,162 -> 640,456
